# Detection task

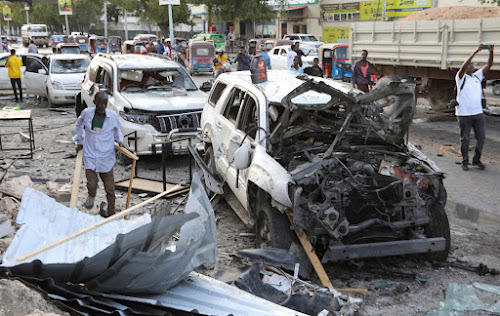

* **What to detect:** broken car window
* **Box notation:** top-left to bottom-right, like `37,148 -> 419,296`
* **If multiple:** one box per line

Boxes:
51,58 -> 90,74
222,87 -> 246,126
119,68 -> 197,92
238,94 -> 258,139
209,82 -> 227,107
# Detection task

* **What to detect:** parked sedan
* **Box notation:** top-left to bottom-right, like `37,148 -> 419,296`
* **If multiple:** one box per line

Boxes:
23,54 -> 90,106
0,52 -> 42,89
269,45 -> 317,70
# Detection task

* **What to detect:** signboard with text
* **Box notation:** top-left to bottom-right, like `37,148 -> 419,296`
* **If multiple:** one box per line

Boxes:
322,27 -> 350,44
360,0 -> 431,20
3,7 -> 12,21
159,0 -> 180,5
321,2 -> 359,21
58,0 -> 73,15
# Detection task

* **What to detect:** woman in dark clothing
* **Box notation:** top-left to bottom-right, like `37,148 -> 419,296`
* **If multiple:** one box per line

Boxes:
351,49 -> 372,93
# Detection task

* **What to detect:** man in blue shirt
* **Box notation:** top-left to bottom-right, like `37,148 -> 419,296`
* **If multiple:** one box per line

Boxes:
259,46 -> 271,69
75,91 -> 124,217
156,39 -> 165,55
234,46 -> 251,71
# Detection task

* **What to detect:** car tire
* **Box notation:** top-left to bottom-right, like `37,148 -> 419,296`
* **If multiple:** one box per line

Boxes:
46,89 -> 55,108
423,181 -> 450,261
116,150 -> 133,166
493,83 -> 500,96
255,203 -> 295,249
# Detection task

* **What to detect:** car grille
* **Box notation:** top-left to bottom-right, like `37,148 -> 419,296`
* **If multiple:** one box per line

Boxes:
62,83 -> 81,90
152,111 -> 202,133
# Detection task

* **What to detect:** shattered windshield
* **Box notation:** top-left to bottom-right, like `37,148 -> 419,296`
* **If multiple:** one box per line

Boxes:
51,58 -> 90,74
119,68 -> 198,92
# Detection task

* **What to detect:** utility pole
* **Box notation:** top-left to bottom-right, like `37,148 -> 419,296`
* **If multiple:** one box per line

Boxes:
65,15 -> 69,35
104,1 -> 108,39
382,0 -> 387,21
25,5 -> 29,24
168,4 -> 174,44
124,10 -> 128,40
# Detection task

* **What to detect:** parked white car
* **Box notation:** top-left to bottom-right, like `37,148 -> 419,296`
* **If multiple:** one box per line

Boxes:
22,54 -> 90,106
194,70 -> 450,263
0,52 -> 42,89
79,53 -> 207,156
283,33 -> 324,50
269,45 -> 317,70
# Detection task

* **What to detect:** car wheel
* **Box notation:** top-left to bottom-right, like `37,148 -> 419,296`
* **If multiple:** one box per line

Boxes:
255,203 -> 295,249
116,150 -> 133,166
423,181 -> 450,261
493,83 -> 500,96
46,89 -> 55,108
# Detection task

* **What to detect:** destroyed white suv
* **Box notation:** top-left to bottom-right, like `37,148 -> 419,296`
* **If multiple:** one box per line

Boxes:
193,70 -> 450,263
79,53 -> 206,156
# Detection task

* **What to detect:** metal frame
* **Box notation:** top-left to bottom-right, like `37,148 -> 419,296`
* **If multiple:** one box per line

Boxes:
0,110 -> 35,159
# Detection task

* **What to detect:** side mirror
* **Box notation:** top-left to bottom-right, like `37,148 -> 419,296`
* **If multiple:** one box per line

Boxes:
38,69 -> 47,75
233,141 -> 253,170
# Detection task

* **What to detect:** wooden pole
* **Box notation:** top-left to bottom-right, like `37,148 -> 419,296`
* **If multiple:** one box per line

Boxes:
285,209 -> 368,294
8,185 -> 183,264
123,159 -> 137,220
69,150 -> 83,208
285,209 -> 333,288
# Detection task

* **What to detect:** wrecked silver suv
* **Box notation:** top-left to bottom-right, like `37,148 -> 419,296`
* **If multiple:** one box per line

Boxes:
193,70 -> 450,263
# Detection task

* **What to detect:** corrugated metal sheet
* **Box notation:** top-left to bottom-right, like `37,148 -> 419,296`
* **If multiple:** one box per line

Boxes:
2,187 -> 151,266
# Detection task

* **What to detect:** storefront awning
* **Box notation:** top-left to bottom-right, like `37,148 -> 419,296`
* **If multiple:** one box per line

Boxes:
285,5 -> 307,11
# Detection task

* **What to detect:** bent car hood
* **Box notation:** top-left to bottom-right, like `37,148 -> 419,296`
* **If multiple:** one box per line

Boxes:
51,73 -> 85,85
122,90 -> 207,112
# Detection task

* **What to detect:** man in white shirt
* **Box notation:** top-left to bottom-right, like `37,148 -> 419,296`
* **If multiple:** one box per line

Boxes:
28,40 -> 38,53
455,44 -> 494,171
75,91 -> 124,216
286,44 -> 297,69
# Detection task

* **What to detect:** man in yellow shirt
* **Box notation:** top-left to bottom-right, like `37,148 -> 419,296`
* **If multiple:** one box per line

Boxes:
212,50 -> 229,79
5,49 -> 23,102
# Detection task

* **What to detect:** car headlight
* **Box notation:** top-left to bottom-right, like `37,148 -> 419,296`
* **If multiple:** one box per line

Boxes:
119,111 -> 151,125
50,80 -> 64,90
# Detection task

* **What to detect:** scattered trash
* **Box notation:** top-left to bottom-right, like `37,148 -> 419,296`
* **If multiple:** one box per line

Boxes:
138,192 -> 148,198
426,283 -> 500,315
0,214 -> 13,238
484,107 -> 500,116
396,283 -> 409,293
48,150 -> 65,154
449,261 -> 500,276
55,140 -> 73,144
372,279 -> 395,289
2,106 -> 21,111
18,132 -> 31,142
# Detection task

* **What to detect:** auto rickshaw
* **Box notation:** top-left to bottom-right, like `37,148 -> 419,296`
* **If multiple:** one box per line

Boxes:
50,35 -> 68,49
264,39 -> 293,52
70,35 -> 90,52
187,40 -> 215,75
248,38 -> 268,55
318,43 -> 352,81
122,40 -> 148,54
89,36 -> 107,53
108,36 -> 121,53
56,43 -> 81,54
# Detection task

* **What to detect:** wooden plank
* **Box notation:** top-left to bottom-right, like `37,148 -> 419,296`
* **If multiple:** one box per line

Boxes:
114,142 -> 139,161
125,159 -> 136,210
285,208 -> 333,289
0,110 -> 31,120
115,178 -> 187,194
8,185 -> 183,264
69,150 -> 83,208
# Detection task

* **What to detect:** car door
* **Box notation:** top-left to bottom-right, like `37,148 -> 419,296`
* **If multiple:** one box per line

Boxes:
213,86 -> 246,179
225,92 -> 259,205
24,56 -> 48,96
82,65 -> 113,108
0,56 -> 11,90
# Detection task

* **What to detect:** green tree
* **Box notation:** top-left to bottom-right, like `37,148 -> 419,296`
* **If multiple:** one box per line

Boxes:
139,0 -> 192,36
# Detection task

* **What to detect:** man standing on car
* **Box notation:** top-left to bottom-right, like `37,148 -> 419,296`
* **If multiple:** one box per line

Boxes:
455,44 -> 494,171
5,49 -> 23,103
351,49 -> 372,93
234,46 -> 251,71
75,91 -> 124,217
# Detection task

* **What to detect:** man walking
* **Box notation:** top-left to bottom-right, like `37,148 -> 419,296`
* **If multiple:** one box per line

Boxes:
5,49 -> 23,103
351,49 -> 372,93
259,46 -> 271,69
455,44 -> 494,171
75,91 -> 124,217
286,44 -> 297,69
28,40 -> 38,53
156,39 -> 164,54
234,46 -> 251,71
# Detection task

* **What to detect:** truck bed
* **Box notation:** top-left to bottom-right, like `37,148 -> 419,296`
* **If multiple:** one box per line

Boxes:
349,18 -> 500,74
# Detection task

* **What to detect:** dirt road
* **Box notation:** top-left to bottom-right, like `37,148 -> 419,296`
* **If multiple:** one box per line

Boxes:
0,85 -> 499,315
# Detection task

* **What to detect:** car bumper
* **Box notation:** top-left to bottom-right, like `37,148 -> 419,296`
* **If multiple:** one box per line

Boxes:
49,89 -> 80,104
120,119 -> 201,156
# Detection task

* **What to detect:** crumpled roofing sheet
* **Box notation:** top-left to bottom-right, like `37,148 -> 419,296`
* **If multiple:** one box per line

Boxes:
2,187 -> 151,266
